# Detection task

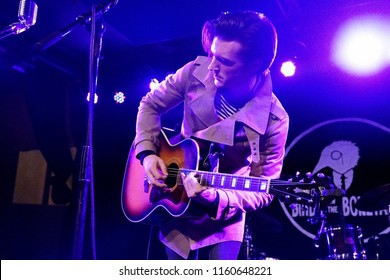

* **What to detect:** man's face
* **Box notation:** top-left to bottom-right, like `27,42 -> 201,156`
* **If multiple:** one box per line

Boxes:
208,36 -> 258,91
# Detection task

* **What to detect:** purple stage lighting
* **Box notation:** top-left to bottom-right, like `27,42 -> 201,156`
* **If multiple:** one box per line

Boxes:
149,78 -> 159,90
86,92 -> 98,104
114,91 -> 126,104
280,60 -> 296,77
331,15 -> 390,77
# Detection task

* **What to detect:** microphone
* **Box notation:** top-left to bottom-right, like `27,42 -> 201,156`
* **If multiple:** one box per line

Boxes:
0,0 -> 38,40
18,0 -> 38,27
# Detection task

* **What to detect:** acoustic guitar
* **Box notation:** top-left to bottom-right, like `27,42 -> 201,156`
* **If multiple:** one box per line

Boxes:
121,131 -> 330,224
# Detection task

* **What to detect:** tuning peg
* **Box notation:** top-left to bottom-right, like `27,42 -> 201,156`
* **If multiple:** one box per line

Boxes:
289,203 -> 297,210
306,172 -> 312,178
317,173 -> 325,178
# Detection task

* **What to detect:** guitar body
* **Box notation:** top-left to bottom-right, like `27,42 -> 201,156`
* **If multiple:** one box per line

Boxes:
121,132 -> 200,224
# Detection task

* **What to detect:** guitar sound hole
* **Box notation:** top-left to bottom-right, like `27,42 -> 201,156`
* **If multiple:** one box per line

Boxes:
166,163 -> 179,189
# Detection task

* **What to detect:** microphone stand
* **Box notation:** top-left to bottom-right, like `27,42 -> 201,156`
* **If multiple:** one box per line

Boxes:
34,1 -> 117,51
32,0 -> 118,259
72,3 -> 106,260
34,12 -> 91,51
0,22 -> 29,40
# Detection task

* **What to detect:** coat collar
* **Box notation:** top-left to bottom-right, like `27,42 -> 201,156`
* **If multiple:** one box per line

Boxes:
235,73 -> 273,135
193,56 -> 215,91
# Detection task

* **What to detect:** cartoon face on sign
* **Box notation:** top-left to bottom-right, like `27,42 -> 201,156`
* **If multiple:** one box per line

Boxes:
312,140 -> 360,191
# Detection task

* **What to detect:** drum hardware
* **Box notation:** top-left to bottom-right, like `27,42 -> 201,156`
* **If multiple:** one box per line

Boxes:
242,212 -> 282,260
356,183 -> 390,260
242,223 -> 280,260
366,235 -> 381,260
307,180 -> 367,260
310,208 -> 367,260
322,224 -> 367,260
366,233 -> 390,260
242,223 -> 256,260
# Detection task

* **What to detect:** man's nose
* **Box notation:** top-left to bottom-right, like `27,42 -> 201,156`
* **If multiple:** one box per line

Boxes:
208,57 -> 219,71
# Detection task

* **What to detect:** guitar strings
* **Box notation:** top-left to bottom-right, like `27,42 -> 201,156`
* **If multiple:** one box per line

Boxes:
165,167 -> 315,187
164,167 -> 316,205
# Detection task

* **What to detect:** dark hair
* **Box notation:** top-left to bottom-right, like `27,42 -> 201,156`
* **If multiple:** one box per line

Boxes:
201,19 -> 215,55
213,11 -> 278,72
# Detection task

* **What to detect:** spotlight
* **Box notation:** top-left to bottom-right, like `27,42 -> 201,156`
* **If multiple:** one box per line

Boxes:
280,60 -> 296,77
86,92 -> 98,104
149,78 -> 160,90
331,15 -> 390,76
114,91 -> 126,104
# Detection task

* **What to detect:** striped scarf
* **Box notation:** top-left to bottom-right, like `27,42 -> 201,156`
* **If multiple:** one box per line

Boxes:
214,91 -> 239,119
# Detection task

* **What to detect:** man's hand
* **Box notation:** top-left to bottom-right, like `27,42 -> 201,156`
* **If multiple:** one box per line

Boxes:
181,172 -> 217,206
143,154 -> 168,188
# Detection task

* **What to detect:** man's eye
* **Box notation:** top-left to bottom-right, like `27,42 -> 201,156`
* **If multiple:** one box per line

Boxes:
218,57 -> 234,66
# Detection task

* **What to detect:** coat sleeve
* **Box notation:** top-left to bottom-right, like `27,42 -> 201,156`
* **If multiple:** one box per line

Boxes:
133,60 -> 196,156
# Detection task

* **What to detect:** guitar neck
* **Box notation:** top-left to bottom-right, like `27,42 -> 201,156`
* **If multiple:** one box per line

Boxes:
176,168 -> 317,206
179,168 -> 270,193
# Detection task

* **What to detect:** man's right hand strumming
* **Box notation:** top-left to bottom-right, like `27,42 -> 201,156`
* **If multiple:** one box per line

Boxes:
143,154 -> 168,188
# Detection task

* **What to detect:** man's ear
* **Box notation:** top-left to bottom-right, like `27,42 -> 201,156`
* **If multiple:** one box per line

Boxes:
250,58 -> 264,73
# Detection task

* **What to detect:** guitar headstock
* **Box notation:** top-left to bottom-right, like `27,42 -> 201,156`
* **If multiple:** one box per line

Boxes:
272,171 -> 344,206
295,171 -> 344,199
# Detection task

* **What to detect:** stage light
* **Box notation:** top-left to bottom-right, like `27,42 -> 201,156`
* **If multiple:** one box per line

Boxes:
86,92 -> 98,104
280,60 -> 296,77
331,15 -> 390,77
149,78 -> 160,90
113,91 -> 126,104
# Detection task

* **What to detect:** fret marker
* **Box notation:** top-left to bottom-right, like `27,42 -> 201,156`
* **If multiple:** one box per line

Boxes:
221,176 -> 225,186
232,177 -> 237,188
244,179 -> 250,189
260,181 -> 267,191
211,175 -> 216,186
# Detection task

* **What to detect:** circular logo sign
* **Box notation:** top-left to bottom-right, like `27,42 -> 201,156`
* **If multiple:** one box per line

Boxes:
281,118 -> 390,245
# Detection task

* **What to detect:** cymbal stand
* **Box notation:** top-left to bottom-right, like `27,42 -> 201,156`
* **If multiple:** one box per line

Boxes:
243,222 -> 254,260
307,188 -> 328,248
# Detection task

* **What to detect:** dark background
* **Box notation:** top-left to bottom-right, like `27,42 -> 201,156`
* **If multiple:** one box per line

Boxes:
1,0 -> 389,260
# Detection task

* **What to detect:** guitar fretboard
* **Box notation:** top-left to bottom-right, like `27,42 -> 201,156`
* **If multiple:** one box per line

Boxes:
177,168 -> 270,193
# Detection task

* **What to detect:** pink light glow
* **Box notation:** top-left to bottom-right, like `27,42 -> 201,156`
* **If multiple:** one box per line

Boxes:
331,15 -> 390,77
280,60 -> 296,77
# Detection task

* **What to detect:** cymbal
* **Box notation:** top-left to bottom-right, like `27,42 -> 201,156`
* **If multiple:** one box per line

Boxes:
356,183 -> 390,211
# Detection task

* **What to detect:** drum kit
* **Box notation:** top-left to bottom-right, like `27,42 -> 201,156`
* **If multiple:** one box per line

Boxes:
316,183 -> 390,260
242,183 -> 390,260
